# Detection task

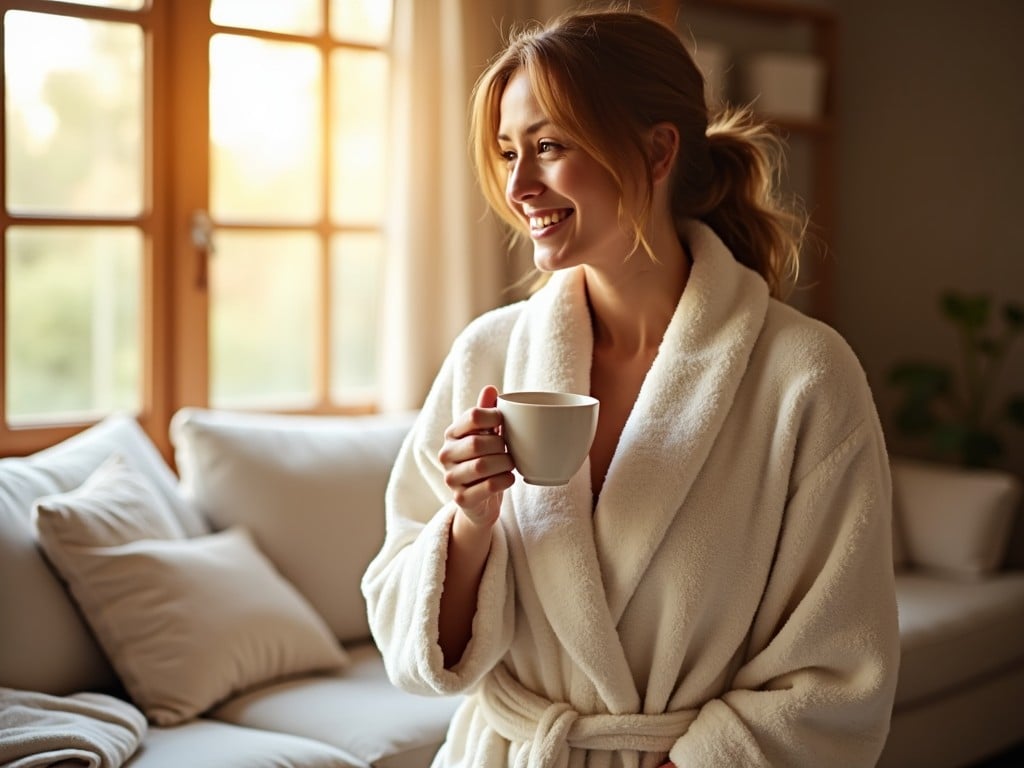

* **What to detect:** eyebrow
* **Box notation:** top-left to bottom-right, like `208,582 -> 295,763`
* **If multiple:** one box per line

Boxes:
497,119 -> 551,142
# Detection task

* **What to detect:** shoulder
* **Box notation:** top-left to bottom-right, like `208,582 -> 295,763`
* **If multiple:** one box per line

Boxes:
450,300 -> 525,360
752,300 -> 884,472
757,299 -> 870,394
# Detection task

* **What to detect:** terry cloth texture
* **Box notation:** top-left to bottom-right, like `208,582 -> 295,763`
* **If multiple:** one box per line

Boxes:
362,220 -> 900,768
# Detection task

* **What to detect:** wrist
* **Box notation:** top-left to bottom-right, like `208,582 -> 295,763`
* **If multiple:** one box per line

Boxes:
451,506 -> 495,545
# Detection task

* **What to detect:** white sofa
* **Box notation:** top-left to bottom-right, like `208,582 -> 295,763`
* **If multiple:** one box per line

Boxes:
1,408 -> 1022,767
878,458 -> 1024,768
0,409 -> 459,768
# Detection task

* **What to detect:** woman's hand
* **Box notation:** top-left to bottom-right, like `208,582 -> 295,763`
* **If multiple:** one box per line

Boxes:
438,385 -> 515,531
437,385 -> 515,667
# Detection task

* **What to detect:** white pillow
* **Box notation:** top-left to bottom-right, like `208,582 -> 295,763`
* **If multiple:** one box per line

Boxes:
170,407 -> 415,644
0,415 -> 207,697
891,458 -> 1022,578
33,454 -> 186,549
34,459 -> 347,726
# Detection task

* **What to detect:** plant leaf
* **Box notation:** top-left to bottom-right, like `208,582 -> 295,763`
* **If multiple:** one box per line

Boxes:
1004,302 -> 1024,330
942,293 -> 990,331
932,424 -> 1003,468
888,363 -> 952,395
895,402 -> 938,435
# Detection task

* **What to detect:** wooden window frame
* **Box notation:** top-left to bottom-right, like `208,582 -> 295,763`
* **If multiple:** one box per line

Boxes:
0,0 -> 173,458
0,0 -> 387,461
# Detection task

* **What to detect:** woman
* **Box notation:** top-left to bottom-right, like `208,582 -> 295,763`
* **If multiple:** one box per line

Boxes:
362,8 -> 899,767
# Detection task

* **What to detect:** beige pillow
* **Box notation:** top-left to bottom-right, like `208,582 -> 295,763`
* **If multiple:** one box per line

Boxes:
1,415 -> 206,698
170,407 -> 416,644
34,460 -> 348,726
891,458 -> 1023,578
33,454 -> 186,552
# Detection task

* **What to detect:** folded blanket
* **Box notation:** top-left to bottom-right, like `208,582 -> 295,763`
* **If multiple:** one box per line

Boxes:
0,687 -> 146,768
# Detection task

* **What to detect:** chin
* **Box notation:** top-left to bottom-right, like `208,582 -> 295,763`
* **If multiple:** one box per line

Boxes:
532,244 -> 580,273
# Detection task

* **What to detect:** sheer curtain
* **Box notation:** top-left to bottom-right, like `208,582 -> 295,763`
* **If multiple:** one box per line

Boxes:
379,0 -> 570,412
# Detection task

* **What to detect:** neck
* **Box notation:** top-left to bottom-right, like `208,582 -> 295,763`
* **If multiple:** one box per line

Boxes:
585,228 -> 690,356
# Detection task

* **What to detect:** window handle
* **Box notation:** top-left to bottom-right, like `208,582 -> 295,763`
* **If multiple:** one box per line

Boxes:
189,209 -> 214,291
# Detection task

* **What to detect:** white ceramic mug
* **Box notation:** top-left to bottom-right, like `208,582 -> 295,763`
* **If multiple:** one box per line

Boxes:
496,391 -> 600,486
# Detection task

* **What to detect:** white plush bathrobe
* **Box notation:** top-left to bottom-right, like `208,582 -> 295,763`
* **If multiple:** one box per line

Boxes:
362,221 -> 900,768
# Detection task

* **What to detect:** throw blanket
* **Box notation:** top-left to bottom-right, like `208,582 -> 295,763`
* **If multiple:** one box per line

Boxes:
363,220 -> 900,767
0,687 -> 146,768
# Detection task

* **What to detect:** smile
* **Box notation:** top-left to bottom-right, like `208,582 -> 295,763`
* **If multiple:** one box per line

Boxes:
529,209 -> 573,232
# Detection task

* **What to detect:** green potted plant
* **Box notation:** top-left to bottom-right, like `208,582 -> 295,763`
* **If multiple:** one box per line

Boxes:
888,292 -> 1024,468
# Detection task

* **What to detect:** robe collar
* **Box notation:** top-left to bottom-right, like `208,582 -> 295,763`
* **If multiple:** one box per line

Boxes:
502,220 -> 770,713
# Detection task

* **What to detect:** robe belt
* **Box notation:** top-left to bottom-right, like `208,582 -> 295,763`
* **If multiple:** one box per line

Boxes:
478,664 -> 698,768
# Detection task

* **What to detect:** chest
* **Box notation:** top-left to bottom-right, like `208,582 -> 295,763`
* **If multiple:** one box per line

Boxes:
588,349 -> 658,498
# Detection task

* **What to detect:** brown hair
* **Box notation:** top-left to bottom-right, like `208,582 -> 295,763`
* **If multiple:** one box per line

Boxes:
469,6 -> 807,299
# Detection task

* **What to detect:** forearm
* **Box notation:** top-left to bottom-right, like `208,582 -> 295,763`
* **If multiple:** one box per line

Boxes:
439,511 -> 493,667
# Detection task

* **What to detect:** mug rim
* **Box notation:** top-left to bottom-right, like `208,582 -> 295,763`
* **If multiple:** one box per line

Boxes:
497,391 -> 598,407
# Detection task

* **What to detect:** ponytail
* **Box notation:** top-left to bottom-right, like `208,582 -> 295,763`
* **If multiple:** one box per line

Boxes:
469,8 -> 809,300
685,107 -> 807,300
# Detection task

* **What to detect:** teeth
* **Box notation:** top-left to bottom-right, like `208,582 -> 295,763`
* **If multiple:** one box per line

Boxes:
530,210 -> 569,229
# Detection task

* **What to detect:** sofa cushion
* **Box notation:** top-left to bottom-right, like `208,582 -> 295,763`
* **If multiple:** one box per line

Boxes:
0,415 -> 206,695
34,454 -> 186,548
34,456 -> 348,725
133,719 -> 367,768
212,642 -> 462,768
894,571 -> 1024,707
170,407 -> 416,645
891,458 -> 1022,578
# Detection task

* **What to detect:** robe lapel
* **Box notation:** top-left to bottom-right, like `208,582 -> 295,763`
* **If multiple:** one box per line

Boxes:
500,222 -> 770,710
504,267 -> 642,713
593,222 -> 770,625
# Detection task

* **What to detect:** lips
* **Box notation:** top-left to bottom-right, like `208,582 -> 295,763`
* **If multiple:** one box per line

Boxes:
528,209 -> 573,232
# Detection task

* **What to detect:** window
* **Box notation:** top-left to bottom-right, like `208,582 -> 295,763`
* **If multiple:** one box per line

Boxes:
0,0 -> 393,456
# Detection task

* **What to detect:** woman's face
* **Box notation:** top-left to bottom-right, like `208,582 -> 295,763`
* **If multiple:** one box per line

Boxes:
497,70 -> 633,273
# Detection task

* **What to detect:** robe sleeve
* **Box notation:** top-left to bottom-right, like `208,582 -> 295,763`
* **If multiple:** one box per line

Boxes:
361,315 -> 518,697
669,368 -> 901,767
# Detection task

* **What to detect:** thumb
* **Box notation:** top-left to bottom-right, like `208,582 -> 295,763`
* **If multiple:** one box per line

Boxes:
477,385 -> 499,409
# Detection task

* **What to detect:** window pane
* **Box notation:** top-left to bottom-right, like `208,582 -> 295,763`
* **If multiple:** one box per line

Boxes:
211,0 -> 321,36
331,50 -> 388,225
210,230 -> 319,408
5,227 -> 142,425
42,0 -> 145,9
330,233 -> 381,400
210,35 -> 322,223
330,0 -> 392,45
4,12 -> 144,216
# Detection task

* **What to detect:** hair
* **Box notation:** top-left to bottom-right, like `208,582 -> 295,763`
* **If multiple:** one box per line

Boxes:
469,6 -> 808,299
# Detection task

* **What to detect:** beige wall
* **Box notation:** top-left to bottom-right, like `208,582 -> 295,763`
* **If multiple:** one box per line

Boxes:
831,0 -> 1024,476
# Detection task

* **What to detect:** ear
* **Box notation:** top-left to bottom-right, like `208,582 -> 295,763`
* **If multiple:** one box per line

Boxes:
648,122 -> 680,184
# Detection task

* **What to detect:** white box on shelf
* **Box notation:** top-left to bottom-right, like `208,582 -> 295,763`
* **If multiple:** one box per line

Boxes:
739,51 -> 825,121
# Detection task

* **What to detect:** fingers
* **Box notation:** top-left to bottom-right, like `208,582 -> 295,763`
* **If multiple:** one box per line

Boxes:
443,387 -> 503,445
448,465 -> 515,514
477,384 -> 499,409
438,385 -> 514,520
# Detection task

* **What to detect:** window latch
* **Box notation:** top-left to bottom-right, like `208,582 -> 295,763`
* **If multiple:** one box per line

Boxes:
189,210 -> 214,290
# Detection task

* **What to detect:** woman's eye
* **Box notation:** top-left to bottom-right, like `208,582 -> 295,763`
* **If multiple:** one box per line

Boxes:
538,140 -> 562,154
499,150 -> 516,164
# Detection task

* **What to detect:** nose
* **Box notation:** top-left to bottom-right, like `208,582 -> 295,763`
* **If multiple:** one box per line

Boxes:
506,156 -> 543,206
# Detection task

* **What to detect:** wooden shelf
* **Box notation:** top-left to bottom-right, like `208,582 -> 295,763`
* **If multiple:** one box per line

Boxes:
650,0 -> 838,323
